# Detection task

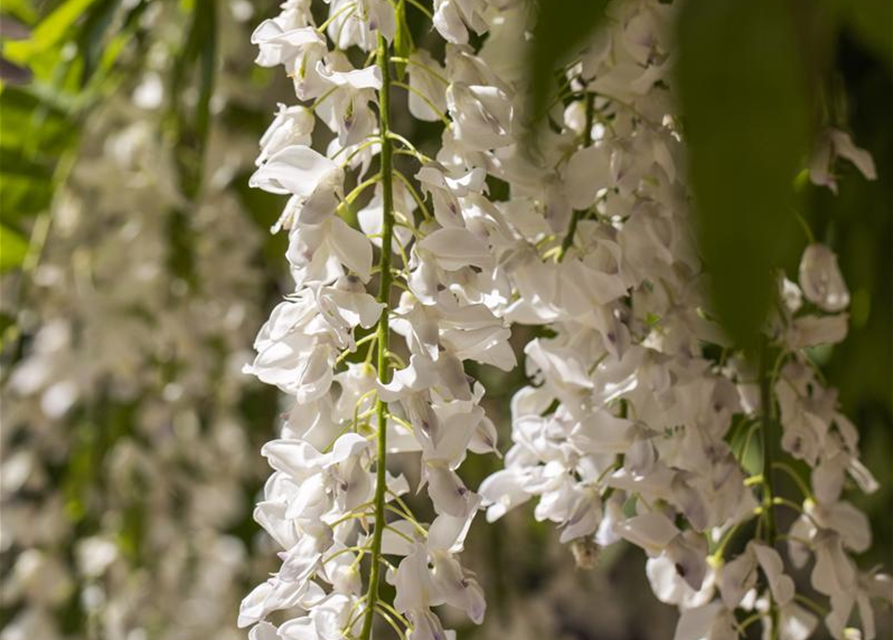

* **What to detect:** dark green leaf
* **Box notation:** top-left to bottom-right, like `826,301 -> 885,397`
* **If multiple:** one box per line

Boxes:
0,146 -> 52,178
232,169 -> 288,265
528,0 -> 610,123
1,0 -> 37,24
3,0 -> 100,62
166,207 -> 197,288
838,0 -> 892,66
0,174 -> 54,225
1,221 -> 29,271
677,0 -> 810,349
169,0 -> 218,201
77,0 -> 123,86
393,0 -> 412,81
0,311 -> 15,349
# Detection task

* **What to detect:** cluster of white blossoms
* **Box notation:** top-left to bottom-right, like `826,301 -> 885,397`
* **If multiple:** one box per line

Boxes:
0,8 -> 273,639
243,1 -> 888,640
469,3 -> 889,640
239,1 -> 514,639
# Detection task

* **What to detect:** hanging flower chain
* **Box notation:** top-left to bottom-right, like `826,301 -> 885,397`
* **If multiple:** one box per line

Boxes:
469,3 -> 889,640
241,2 -> 511,639
242,2 -> 889,640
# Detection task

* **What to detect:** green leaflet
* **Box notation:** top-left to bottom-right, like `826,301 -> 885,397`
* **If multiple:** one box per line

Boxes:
833,0 -> 892,67
168,0 -> 218,202
527,0 -> 610,125
3,0 -> 101,62
0,221 -> 29,271
393,0 -> 412,80
677,0 -> 810,350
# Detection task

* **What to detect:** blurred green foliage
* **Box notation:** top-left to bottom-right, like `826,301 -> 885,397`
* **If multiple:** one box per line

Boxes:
812,33 -> 893,568
677,0 -> 811,351
527,0 -> 891,354
526,0 -> 609,124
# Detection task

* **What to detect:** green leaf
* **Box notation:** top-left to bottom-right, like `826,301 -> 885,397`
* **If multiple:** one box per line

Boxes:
1,221 -> 29,271
91,0 -> 150,83
1,0 -> 37,24
393,0 -> 412,81
677,0 -> 810,349
0,86 -> 76,225
77,0 -> 124,86
0,86 -> 71,156
168,0 -> 217,201
0,146 -> 52,178
528,0 -> 610,123
166,207 -> 197,288
231,169 -> 288,264
839,0 -> 892,66
0,174 -> 54,225
0,311 -> 15,349
3,0 -> 101,62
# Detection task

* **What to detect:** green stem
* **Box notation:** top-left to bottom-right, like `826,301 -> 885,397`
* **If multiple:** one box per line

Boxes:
393,170 -> 433,220
793,209 -> 816,244
360,32 -> 395,640
405,0 -> 433,20
345,173 -> 382,205
771,462 -> 813,500
557,92 -> 594,263
392,80 -> 451,125
793,593 -> 829,617
759,339 -> 780,640
760,342 -> 776,542
390,57 -> 449,85
317,1 -> 357,32
557,210 -> 583,262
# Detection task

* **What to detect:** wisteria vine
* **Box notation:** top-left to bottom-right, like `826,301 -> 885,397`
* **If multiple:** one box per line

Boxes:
241,2 -> 889,640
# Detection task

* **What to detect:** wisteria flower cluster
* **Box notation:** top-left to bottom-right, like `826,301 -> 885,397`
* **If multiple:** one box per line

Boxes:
240,1 -> 513,639
242,1 -> 888,640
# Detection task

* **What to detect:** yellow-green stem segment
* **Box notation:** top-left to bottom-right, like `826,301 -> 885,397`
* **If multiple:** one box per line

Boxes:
360,32 -> 395,640
759,340 -> 780,640
557,91 -> 595,263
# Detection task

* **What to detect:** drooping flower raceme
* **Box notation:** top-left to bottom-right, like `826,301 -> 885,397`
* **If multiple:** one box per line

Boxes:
240,2 -> 513,639
241,2 -> 888,640
440,2 -> 889,640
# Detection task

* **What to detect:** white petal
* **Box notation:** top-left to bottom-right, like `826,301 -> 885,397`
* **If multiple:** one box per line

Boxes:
830,130 -> 876,181
418,227 -> 494,271
248,621 -> 279,640
719,548 -> 756,610
330,217 -> 373,281
378,355 -> 438,402
250,145 -> 342,198
426,464 -> 474,517
615,512 -> 680,556
564,144 -> 610,210
752,542 -> 795,606
317,61 -> 383,90
798,244 -> 850,312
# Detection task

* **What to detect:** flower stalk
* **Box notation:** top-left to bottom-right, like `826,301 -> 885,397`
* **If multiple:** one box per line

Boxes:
557,91 -> 594,263
759,339 -> 781,640
360,32 -> 395,640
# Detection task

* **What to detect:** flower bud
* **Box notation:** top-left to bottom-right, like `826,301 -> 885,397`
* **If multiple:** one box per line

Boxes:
798,244 -> 849,312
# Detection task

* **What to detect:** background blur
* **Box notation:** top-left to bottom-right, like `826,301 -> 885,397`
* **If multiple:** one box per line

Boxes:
0,1 -> 890,639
